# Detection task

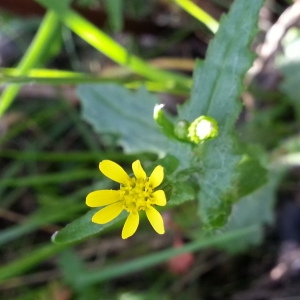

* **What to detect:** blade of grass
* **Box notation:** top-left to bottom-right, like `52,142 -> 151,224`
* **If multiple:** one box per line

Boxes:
0,161 -> 26,209
0,67 -> 125,84
0,102 -> 69,147
0,205 -> 82,248
0,243 -> 68,281
77,225 -> 259,287
0,169 -> 100,187
59,100 -> 102,152
0,188 -> 89,247
0,11 -> 62,117
172,0 -> 219,33
103,0 -> 123,32
0,150 -> 156,162
0,213 -> 257,283
34,0 -> 190,87
0,68 -> 190,95
61,27 -> 82,71
1,188 -> 26,210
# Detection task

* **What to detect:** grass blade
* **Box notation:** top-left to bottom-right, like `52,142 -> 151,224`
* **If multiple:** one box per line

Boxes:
34,0 -> 190,86
173,0 -> 219,33
0,11 -> 61,116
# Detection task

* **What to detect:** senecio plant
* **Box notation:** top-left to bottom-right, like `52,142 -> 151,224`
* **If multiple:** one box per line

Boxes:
85,115 -> 218,239
85,115 -> 219,239
53,0 -> 273,249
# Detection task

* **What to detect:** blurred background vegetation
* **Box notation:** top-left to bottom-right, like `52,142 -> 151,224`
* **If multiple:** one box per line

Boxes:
1,0 -> 300,299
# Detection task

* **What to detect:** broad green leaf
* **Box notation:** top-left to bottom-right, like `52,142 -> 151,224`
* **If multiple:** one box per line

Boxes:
77,84 -> 169,155
221,169 -> 283,252
52,209 -> 126,244
168,180 -> 197,205
194,135 -> 268,229
167,163 -> 199,205
153,154 -> 179,175
179,0 -> 264,128
176,0 -> 265,229
233,154 -> 268,198
195,134 -> 241,228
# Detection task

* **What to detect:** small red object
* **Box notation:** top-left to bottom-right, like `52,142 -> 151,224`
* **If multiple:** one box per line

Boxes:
167,236 -> 195,275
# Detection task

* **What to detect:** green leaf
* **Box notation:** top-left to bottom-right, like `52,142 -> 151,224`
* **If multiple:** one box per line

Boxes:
196,134 -> 241,228
234,154 -> 268,198
196,135 -> 268,229
77,84 -> 169,155
176,0 -> 265,229
168,180 -> 197,205
154,154 -> 179,175
166,164 -> 199,205
52,209 -> 127,244
221,170 -> 284,252
179,0 -> 264,128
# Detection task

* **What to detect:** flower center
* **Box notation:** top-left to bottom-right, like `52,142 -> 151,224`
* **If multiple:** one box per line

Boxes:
119,177 -> 154,213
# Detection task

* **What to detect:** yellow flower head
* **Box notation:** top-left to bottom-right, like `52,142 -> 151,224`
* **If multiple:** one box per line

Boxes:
86,160 -> 166,239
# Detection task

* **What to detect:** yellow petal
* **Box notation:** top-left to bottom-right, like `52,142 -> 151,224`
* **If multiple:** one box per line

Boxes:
92,202 -> 123,224
145,206 -> 165,234
149,165 -> 164,188
86,190 -> 120,207
99,160 -> 130,184
132,160 -> 146,180
122,212 -> 139,239
152,190 -> 166,206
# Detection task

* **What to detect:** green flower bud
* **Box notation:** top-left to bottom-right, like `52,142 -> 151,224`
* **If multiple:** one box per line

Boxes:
174,120 -> 190,141
188,116 -> 218,144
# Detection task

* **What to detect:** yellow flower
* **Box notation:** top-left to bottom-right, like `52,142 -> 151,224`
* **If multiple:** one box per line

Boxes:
86,160 -> 166,239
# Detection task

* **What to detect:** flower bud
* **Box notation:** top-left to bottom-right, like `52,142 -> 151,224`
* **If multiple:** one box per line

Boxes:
174,120 -> 190,141
188,115 -> 218,144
